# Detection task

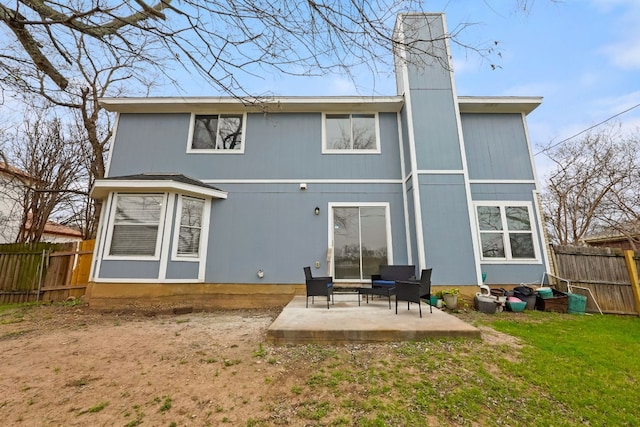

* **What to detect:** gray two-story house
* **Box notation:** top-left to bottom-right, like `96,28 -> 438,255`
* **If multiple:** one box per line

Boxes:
86,12 -> 549,310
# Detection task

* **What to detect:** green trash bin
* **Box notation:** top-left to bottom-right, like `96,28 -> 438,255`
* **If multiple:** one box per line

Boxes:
567,293 -> 587,314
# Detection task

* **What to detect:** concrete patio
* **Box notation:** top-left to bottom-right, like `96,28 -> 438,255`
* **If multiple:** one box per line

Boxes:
267,293 -> 481,344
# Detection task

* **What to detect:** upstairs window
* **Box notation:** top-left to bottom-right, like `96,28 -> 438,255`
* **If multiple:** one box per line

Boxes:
323,113 -> 379,153
109,194 -> 164,257
476,203 -> 538,261
189,114 -> 245,152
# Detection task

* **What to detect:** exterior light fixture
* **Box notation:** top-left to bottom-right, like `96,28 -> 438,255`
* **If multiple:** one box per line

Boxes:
314,207 -> 320,215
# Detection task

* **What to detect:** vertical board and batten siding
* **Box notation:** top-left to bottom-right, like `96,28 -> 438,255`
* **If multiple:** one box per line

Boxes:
411,91 -> 463,171
400,13 -> 474,282
418,174 -> 476,285
401,15 -> 462,172
470,183 -> 538,201
552,245 -> 639,315
461,113 -> 535,181
98,259 -> 161,279
399,105 -> 412,176
101,107 -> 409,284
109,112 -> 402,181
205,182 -> 408,284
405,186 -> 418,267
461,112 -> 547,285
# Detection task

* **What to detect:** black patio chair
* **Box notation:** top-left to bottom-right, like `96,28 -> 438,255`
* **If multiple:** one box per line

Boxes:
395,268 -> 432,318
303,266 -> 334,309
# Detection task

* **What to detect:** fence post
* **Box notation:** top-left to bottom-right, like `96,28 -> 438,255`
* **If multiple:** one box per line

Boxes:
36,249 -> 46,302
624,250 -> 640,317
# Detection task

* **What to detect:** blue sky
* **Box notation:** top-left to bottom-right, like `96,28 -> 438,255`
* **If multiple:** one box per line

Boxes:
170,0 -> 640,179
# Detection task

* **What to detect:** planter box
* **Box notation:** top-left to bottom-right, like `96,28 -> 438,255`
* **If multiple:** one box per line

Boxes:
535,288 -> 568,313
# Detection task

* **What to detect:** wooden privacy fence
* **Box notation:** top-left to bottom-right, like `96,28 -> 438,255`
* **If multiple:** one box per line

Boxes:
551,245 -> 640,315
0,240 -> 94,304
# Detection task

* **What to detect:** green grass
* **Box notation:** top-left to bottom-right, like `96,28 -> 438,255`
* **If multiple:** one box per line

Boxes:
252,312 -> 640,426
483,311 -> 640,426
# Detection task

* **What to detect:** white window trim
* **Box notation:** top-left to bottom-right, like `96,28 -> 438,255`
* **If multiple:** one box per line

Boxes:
171,195 -> 209,262
104,192 -> 168,261
186,112 -> 247,154
322,112 -> 381,154
327,202 -> 393,282
473,201 -> 541,264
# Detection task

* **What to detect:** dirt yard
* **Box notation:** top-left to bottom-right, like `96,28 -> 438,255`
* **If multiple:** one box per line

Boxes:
0,302 -> 516,426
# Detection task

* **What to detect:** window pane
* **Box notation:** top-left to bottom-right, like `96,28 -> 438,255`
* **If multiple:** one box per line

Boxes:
352,114 -> 376,149
480,233 -> 505,258
192,115 -> 218,149
217,115 -> 243,149
333,207 -> 361,279
178,198 -> 204,256
510,233 -> 535,258
477,206 -> 502,230
110,225 -> 159,256
360,207 -> 387,278
115,195 -> 162,223
180,198 -> 204,228
178,228 -> 201,255
326,115 -> 351,149
506,206 -> 531,231
110,195 -> 163,256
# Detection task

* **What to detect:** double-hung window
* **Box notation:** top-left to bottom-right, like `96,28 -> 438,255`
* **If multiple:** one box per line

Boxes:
323,113 -> 379,153
189,114 -> 245,152
109,194 -> 164,257
475,203 -> 538,261
176,196 -> 205,257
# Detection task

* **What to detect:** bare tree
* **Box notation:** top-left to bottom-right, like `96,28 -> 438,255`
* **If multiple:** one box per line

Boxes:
0,110 -> 85,243
0,1 -> 514,237
0,1 -> 493,96
540,125 -> 640,247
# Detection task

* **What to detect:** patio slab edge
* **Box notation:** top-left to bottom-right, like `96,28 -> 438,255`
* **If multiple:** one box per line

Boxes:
267,295 -> 481,345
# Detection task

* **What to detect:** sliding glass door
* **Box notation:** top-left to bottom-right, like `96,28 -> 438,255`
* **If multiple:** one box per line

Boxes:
332,205 -> 390,281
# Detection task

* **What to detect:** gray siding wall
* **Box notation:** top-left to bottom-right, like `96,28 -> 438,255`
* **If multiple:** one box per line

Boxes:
471,183 -> 547,285
471,183 -> 538,201
100,260 -> 160,279
405,186 -> 417,267
104,109 -> 408,284
400,13 -> 473,283
109,112 -> 401,181
480,264 -> 545,286
462,113 -> 535,180
419,174 -> 476,285
401,14 -> 462,171
205,183 -> 408,283
399,106 -> 411,175
411,91 -> 463,170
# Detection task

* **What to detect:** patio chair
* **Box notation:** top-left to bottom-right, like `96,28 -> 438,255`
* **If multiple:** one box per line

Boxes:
303,266 -> 334,309
395,268 -> 432,318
